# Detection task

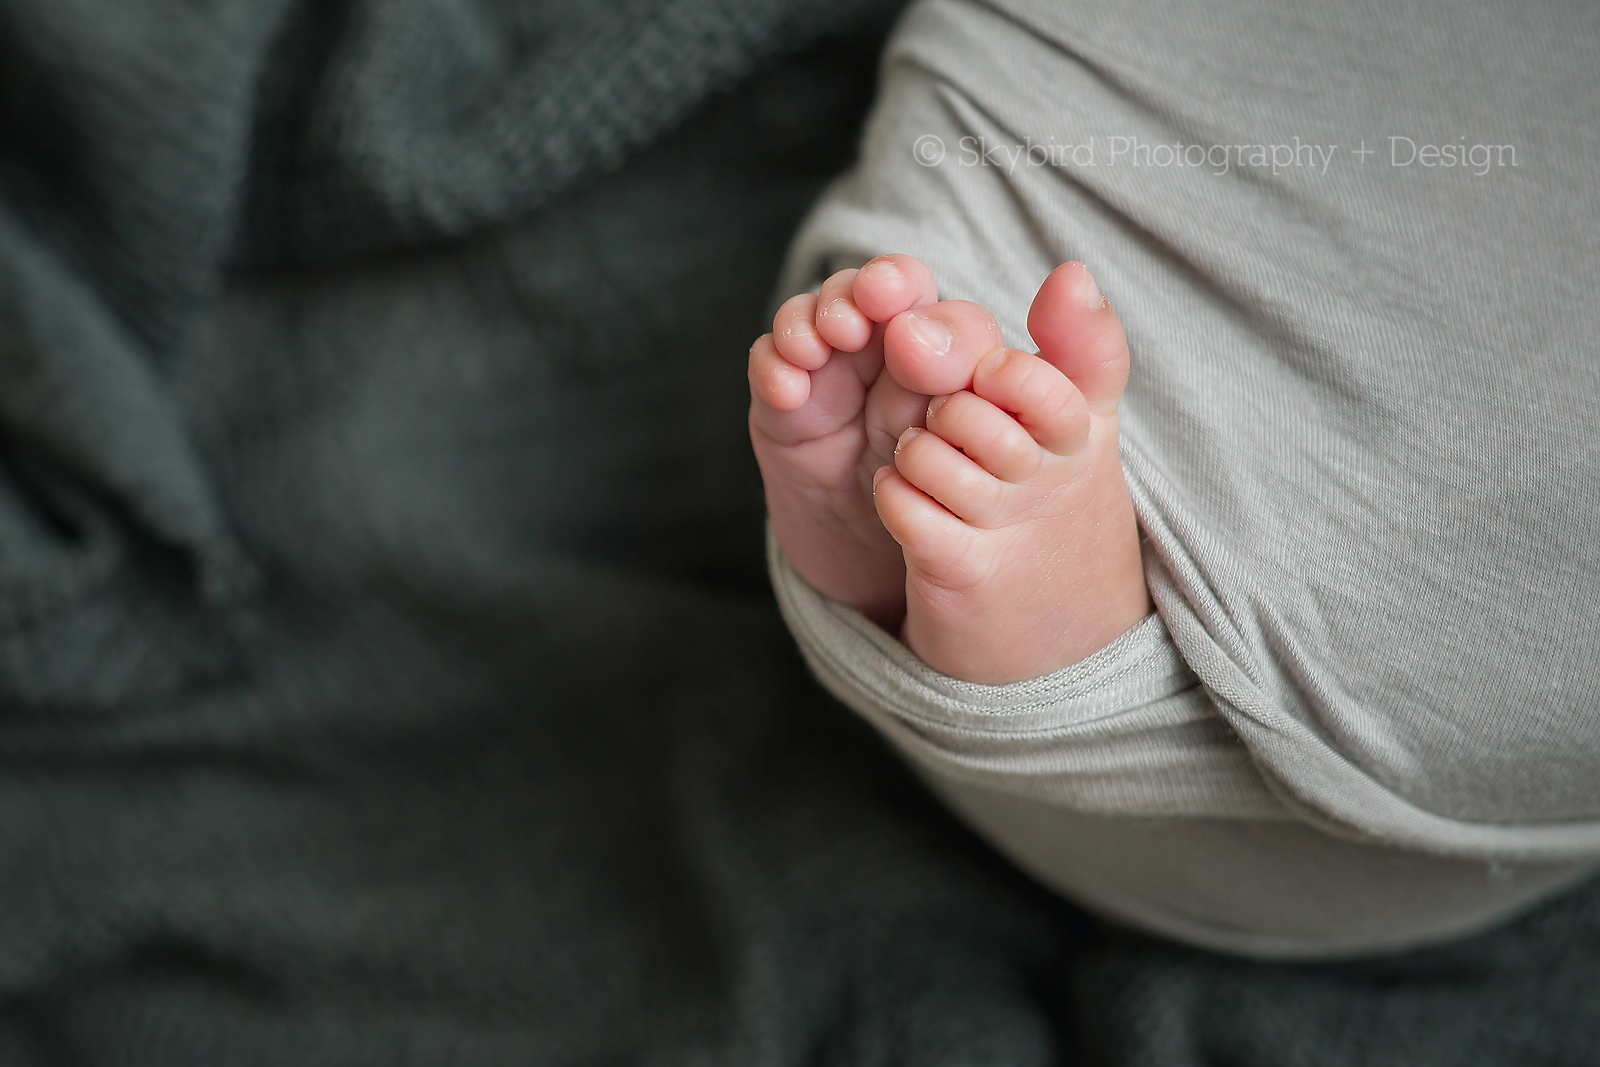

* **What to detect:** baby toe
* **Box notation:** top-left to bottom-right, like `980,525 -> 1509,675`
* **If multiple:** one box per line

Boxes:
851,253 -> 938,323
772,293 -> 831,370
872,465 -> 981,583
1026,262 -> 1130,415
970,347 -> 1090,457
814,269 -> 875,352
748,333 -> 810,412
882,299 -> 1003,397
923,388 -> 1042,483
892,425 -> 1008,528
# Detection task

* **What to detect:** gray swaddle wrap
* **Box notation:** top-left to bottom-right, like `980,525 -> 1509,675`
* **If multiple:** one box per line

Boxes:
770,0 -> 1600,956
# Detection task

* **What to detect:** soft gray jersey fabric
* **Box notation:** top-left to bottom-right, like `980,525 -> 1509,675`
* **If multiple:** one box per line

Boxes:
770,0 -> 1600,956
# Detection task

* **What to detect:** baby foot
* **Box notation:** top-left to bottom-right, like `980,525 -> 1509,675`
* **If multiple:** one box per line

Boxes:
749,255 -> 999,626
872,263 -> 1151,684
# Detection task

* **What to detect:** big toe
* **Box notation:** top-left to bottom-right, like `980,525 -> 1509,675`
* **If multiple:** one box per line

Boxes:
882,299 -> 1003,397
851,253 -> 939,323
1026,262 -> 1130,414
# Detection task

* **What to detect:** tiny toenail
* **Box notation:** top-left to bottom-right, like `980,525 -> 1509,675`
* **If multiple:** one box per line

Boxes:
926,394 -> 949,420
861,258 -> 902,282
872,465 -> 891,491
1077,263 -> 1107,311
895,426 -> 923,454
976,348 -> 1010,377
906,314 -> 953,355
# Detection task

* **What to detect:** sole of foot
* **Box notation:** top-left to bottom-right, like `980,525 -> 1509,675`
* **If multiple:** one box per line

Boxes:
748,254 -> 1002,628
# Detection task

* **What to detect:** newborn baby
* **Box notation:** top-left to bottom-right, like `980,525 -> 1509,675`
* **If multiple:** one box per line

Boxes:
748,0 -> 1600,957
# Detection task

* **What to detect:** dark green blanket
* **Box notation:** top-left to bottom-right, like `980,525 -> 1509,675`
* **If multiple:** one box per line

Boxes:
0,1 -> 1594,1062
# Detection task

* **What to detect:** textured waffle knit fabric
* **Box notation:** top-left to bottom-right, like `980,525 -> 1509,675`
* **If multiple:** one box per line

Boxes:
771,0 -> 1600,957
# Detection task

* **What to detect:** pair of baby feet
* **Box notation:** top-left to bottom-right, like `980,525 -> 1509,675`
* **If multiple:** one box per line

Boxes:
748,255 -> 1149,685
